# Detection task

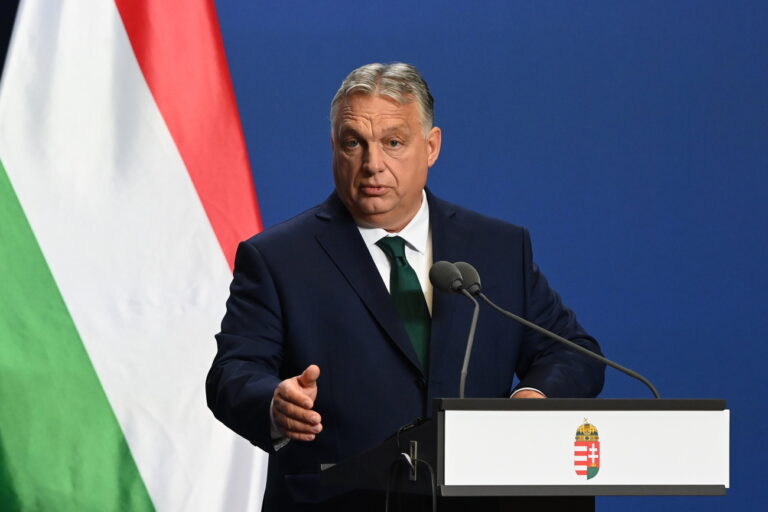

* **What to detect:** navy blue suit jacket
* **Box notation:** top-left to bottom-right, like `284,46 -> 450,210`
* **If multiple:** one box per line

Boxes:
206,190 -> 604,508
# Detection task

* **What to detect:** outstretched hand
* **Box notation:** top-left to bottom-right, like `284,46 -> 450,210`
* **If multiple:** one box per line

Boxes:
272,365 -> 322,441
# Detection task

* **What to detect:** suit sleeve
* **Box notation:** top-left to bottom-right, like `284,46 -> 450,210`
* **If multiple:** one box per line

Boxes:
513,228 -> 605,398
206,241 -> 284,452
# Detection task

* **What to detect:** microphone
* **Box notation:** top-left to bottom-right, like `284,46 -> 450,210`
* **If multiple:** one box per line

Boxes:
453,261 -> 661,399
428,261 -> 463,293
429,261 -> 479,398
454,262 -> 480,295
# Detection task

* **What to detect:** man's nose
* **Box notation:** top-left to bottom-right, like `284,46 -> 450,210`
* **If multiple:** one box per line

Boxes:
363,144 -> 385,174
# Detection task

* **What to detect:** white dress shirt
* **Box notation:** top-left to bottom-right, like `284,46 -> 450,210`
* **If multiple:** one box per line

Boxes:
356,190 -> 433,314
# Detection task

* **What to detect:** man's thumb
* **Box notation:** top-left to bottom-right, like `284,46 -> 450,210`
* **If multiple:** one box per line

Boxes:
297,364 -> 320,387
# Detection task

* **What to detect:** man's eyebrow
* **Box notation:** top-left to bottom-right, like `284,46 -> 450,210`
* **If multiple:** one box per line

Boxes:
336,126 -> 361,138
379,124 -> 410,136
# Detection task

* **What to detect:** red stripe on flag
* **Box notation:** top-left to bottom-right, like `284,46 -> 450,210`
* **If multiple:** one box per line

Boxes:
115,0 -> 262,270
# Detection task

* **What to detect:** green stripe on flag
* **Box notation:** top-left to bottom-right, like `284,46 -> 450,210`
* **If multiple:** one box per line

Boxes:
0,160 -> 154,511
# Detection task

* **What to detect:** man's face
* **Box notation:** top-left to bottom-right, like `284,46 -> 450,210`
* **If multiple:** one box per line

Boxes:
332,93 -> 441,232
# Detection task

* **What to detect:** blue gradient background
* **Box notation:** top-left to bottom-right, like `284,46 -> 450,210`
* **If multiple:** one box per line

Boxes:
214,1 -> 767,509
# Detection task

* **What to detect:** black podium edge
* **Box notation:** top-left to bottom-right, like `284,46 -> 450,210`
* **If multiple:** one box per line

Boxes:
440,484 -> 727,497
437,398 -> 727,411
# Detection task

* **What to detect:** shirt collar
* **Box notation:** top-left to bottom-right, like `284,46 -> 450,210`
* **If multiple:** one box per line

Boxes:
357,190 -> 430,254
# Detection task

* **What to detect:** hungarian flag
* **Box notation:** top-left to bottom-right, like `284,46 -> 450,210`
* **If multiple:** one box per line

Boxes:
0,1 -> 266,510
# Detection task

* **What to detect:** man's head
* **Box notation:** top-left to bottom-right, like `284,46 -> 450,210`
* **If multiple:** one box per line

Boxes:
330,63 -> 441,232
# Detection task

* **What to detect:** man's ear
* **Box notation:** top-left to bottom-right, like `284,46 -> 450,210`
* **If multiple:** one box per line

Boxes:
426,126 -> 442,167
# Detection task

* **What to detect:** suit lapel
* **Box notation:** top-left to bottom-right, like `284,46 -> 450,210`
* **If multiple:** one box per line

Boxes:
314,194 -> 424,374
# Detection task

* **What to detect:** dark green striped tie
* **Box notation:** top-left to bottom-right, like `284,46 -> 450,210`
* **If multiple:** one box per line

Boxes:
376,236 -> 430,369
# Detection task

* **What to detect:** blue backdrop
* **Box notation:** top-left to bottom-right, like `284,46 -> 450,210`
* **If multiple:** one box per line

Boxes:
214,1 -> 767,509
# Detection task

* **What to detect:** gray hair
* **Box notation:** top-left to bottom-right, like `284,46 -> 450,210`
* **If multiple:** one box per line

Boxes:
330,62 -> 435,137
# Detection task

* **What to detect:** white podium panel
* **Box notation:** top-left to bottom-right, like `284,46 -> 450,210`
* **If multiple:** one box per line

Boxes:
436,399 -> 728,496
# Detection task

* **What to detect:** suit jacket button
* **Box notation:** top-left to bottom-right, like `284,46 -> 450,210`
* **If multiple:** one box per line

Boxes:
415,377 -> 426,389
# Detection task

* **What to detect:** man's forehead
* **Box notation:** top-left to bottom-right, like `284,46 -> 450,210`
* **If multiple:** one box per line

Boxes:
338,113 -> 411,132
339,93 -> 417,122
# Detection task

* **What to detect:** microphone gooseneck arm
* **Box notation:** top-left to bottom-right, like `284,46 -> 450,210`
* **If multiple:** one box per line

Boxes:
477,292 -> 661,399
429,261 -> 479,398
458,289 -> 479,399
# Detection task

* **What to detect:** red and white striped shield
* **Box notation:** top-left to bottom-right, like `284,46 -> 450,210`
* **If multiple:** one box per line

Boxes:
574,420 -> 600,479
574,440 -> 600,479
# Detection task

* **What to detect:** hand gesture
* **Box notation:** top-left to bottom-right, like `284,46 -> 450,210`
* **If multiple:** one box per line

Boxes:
272,365 -> 322,441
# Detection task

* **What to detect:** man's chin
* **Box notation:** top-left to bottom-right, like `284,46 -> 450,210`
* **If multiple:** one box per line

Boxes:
353,212 -> 394,230
352,198 -> 394,218
356,210 -> 420,232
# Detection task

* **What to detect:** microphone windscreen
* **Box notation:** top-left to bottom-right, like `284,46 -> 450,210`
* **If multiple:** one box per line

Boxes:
429,261 -> 463,292
455,262 -> 481,294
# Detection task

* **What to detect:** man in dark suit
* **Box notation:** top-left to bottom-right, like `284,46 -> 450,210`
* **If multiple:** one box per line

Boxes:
206,62 -> 604,511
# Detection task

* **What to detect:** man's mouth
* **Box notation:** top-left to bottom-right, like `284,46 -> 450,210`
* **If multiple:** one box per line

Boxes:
359,185 -> 388,196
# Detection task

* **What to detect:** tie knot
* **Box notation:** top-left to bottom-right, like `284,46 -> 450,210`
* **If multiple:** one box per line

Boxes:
376,236 -> 407,262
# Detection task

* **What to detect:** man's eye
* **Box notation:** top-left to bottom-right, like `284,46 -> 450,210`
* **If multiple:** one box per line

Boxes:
387,139 -> 401,148
343,139 -> 359,148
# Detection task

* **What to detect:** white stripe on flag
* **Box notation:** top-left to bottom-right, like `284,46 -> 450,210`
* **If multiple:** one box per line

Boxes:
0,1 -> 266,510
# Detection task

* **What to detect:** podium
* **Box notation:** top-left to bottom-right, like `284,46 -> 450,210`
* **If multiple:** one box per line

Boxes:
321,398 -> 729,501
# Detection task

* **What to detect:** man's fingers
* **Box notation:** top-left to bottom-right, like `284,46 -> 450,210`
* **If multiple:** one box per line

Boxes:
285,431 -> 317,442
512,390 -> 546,399
277,378 -> 315,409
297,364 -> 320,388
278,414 -> 323,436
271,365 -> 322,442
274,403 -> 323,436
274,396 -> 322,426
